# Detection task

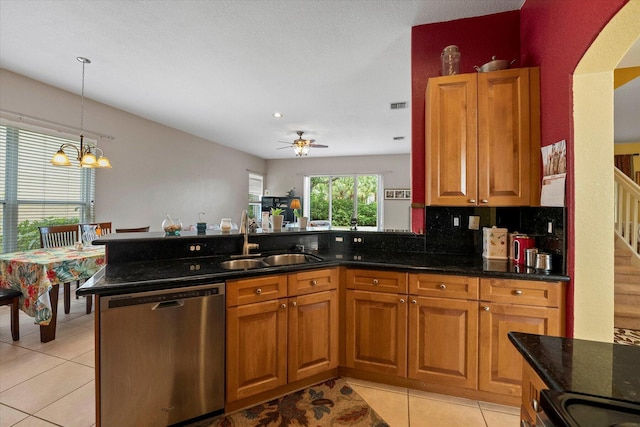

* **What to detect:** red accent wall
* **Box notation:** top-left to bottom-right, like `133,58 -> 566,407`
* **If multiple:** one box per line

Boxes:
410,1 -> 628,336
520,0 -> 628,336
410,11 -> 521,232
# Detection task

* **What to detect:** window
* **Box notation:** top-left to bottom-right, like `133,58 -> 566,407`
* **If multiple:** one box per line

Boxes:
248,172 -> 263,220
0,123 -> 95,253
305,174 -> 382,230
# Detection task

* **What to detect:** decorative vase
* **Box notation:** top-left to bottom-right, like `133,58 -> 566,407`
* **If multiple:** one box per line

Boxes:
162,217 -> 182,236
271,215 -> 284,231
299,216 -> 308,229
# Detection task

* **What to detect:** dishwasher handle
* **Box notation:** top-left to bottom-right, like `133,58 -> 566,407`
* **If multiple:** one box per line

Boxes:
152,300 -> 185,310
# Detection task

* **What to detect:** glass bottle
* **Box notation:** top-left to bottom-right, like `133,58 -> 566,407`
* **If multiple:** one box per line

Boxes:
441,45 -> 461,76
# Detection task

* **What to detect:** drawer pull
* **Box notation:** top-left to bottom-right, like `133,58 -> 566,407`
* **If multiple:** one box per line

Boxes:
514,290 -> 523,296
311,280 -> 318,286
532,398 -> 540,413
372,279 -> 379,285
255,288 -> 262,295
481,199 -> 489,204
483,306 -> 490,311
291,301 -> 297,307
399,298 -> 406,304
280,303 -> 287,309
439,283 -> 447,290
411,299 -> 417,304
469,199 -> 476,204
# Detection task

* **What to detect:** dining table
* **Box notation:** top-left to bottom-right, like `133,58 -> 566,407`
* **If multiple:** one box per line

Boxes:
0,245 -> 105,342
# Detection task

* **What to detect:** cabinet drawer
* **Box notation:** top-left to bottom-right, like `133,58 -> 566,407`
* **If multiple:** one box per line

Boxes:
346,269 -> 408,294
288,268 -> 338,296
226,275 -> 287,307
409,274 -> 479,299
480,278 -> 563,307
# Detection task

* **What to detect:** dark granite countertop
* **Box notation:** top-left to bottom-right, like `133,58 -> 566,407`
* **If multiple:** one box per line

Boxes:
508,332 -> 640,403
79,248 -> 568,297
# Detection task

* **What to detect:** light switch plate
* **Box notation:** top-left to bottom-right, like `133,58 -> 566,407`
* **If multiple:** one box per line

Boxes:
469,216 -> 480,230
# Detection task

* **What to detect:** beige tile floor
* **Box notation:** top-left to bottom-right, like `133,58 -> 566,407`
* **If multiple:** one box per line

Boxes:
0,290 -> 519,427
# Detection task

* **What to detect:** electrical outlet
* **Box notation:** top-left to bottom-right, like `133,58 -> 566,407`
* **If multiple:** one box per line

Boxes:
453,215 -> 461,228
335,236 -> 343,242
469,216 -> 480,230
353,237 -> 364,243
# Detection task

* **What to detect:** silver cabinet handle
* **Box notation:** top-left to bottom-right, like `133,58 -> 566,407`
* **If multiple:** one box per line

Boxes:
372,279 -> 379,285
481,199 -> 489,204
411,299 -> 417,304
399,298 -> 406,304
280,303 -> 287,309
483,306 -> 490,311
311,280 -> 317,286
532,398 -> 540,412
291,301 -> 297,307
255,288 -> 262,295
439,283 -> 446,290
469,199 -> 476,204
514,290 -> 523,295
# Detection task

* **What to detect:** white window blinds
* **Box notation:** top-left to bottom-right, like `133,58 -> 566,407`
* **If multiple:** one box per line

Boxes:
1,124 -> 95,253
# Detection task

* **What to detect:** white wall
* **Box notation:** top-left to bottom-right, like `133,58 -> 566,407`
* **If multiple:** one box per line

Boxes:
0,69 -> 266,231
266,154 -> 411,230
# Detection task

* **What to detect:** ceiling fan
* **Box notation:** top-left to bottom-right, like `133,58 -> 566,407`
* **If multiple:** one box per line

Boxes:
278,131 -> 328,156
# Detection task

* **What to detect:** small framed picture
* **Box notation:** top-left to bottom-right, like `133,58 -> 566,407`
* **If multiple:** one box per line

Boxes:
384,189 -> 410,200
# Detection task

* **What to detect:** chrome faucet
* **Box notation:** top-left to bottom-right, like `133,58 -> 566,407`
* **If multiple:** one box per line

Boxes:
240,209 -> 259,256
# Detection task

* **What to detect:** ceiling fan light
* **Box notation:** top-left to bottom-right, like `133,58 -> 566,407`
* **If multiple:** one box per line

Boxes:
51,149 -> 71,166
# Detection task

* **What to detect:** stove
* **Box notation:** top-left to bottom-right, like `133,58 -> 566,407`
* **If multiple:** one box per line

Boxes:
539,389 -> 640,427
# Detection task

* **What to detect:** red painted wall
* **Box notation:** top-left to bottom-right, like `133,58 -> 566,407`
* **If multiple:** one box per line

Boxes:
410,11 -> 521,232
410,1 -> 628,336
520,0 -> 628,336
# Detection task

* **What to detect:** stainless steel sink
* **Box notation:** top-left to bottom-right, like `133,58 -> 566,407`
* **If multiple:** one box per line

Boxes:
262,253 -> 308,266
220,259 -> 266,270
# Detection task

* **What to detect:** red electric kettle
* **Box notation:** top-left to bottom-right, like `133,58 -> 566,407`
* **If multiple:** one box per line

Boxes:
512,234 -> 536,264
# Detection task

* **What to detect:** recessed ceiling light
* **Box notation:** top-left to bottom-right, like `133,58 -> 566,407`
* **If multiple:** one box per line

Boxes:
272,112 -> 283,118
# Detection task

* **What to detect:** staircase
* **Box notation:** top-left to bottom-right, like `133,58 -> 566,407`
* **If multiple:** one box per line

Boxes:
614,167 -> 640,329
615,236 -> 640,330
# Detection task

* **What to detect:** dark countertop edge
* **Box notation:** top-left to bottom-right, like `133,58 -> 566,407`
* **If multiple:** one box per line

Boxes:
79,254 -> 569,297
508,332 -> 565,391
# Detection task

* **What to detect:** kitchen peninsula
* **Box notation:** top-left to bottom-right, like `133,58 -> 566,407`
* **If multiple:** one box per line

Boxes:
81,228 -> 569,426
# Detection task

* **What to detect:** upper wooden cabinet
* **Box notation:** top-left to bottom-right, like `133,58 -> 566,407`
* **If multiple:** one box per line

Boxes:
425,67 -> 540,207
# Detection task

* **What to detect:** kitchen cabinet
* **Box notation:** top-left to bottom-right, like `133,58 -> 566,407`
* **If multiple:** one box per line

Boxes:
520,357 -> 547,426
226,269 -> 338,402
344,269 -> 408,376
425,67 -> 540,207
407,274 -> 479,389
478,278 -> 564,397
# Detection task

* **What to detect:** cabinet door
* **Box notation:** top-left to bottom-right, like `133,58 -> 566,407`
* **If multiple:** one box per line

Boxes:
408,296 -> 478,389
478,302 -> 560,396
345,290 -> 407,376
226,298 -> 288,402
477,68 -> 536,206
425,73 -> 478,206
520,358 -> 547,425
288,290 -> 338,382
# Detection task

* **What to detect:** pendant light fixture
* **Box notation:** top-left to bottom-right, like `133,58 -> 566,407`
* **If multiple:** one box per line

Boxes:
51,57 -> 112,168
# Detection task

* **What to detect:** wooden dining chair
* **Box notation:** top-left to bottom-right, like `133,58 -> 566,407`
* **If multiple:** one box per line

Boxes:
38,224 -> 92,314
115,226 -> 150,233
0,288 -> 23,341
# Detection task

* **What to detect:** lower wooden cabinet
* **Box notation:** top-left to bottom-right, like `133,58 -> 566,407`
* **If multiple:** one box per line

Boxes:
344,289 -> 407,377
226,298 -> 288,402
520,357 -> 547,425
408,296 -> 478,389
478,278 -> 564,397
288,290 -> 338,382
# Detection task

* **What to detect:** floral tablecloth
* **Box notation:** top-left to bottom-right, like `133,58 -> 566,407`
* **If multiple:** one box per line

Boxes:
0,246 -> 105,325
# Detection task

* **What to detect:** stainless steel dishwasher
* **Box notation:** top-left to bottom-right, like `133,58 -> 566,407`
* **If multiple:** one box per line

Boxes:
99,283 -> 225,427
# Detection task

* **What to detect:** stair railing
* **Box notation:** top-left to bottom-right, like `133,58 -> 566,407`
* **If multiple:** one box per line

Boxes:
614,167 -> 640,259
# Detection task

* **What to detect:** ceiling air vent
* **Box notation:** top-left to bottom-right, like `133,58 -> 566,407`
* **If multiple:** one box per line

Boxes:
390,102 -> 407,110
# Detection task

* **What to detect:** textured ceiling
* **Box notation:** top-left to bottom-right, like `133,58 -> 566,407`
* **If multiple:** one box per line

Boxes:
1,0 -> 636,158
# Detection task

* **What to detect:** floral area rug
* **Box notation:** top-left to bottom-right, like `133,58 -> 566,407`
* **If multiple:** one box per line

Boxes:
189,377 -> 389,427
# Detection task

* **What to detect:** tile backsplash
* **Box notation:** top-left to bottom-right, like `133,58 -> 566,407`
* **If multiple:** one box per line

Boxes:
425,206 -> 565,272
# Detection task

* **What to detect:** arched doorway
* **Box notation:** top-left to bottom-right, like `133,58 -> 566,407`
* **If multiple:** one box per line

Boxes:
572,1 -> 640,340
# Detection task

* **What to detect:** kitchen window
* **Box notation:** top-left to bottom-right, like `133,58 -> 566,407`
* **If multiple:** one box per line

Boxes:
248,172 -> 263,221
304,174 -> 382,230
0,123 -> 95,253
